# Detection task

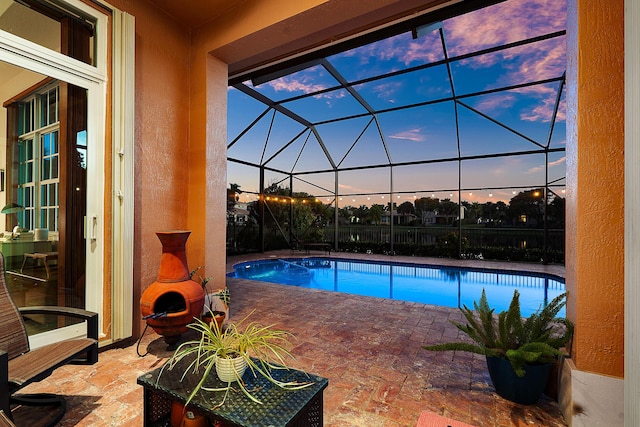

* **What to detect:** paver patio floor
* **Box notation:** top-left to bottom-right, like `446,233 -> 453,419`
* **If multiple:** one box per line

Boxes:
13,251 -> 567,426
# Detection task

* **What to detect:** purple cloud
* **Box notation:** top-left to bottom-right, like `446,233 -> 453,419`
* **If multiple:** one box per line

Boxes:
389,128 -> 426,142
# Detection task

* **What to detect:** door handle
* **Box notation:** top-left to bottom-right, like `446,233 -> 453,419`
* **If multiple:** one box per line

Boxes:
85,215 -> 98,241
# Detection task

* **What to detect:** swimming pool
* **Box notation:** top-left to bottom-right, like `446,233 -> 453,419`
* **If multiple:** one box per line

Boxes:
228,257 -> 565,317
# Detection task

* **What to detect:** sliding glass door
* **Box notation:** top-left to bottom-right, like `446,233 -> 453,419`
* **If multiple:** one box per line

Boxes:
0,0 -> 107,344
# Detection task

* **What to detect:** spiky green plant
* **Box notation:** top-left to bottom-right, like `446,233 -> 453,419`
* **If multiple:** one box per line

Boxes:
158,310 -> 313,408
423,289 -> 573,377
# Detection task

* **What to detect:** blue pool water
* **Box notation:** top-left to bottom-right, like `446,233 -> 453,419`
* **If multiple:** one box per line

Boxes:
228,258 -> 566,317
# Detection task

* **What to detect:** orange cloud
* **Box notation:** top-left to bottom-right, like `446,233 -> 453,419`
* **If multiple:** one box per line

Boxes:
472,93 -> 517,112
268,78 -> 327,94
526,155 -> 566,173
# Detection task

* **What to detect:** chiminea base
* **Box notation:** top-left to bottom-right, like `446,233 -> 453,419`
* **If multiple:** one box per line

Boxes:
163,334 -> 181,348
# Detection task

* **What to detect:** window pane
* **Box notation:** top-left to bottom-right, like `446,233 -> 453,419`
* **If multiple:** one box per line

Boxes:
19,139 -> 34,162
40,92 -> 47,127
0,1 -> 96,66
52,131 -> 59,178
43,133 -> 51,156
39,88 -> 59,127
44,158 -> 51,179
25,187 -> 33,206
19,187 -> 34,230
50,183 -> 58,206
52,156 -> 59,179
48,208 -> 57,231
77,129 -> 87,148
41,184 -> 48,206
18,100 -> 34,134
53,131 -> 59,153
77,147 -> 87,169
49,88 -> 58,123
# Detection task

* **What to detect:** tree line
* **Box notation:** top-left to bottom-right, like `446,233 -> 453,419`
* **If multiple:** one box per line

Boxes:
228,184 -> 565,232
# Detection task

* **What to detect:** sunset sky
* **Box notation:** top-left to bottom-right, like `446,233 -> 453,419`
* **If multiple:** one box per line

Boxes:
227,0 -> 567,206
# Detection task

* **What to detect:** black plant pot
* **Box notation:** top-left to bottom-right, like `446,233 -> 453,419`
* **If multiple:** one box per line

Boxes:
486,356 -> 552,405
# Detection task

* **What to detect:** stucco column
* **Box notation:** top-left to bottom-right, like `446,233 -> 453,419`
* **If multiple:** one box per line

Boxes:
561,2 -> 625,424
188,52 -> 228,291
565,0 -> 624,379
205,55 -> 229,289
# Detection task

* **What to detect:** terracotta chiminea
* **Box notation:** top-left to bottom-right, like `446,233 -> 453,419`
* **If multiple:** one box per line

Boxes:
140,230 -> 205,346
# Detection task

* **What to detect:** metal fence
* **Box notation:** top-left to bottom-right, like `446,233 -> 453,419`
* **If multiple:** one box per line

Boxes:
322,226 -> 564,250
227,224 -> 565,262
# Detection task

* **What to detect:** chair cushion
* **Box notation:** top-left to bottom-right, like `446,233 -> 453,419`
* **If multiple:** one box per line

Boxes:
8,338 -> 97,388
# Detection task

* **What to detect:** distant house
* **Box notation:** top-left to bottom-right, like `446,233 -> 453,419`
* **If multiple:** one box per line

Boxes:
381,211 -> 417,225
421,210 -> 459,226
228,202 -> 249,224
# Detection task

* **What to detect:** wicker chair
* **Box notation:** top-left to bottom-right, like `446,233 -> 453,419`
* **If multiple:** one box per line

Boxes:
0,253 -> 98,426
0,410 -> 15,427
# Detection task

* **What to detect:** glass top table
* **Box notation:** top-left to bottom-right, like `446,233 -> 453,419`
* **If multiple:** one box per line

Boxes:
137,353 -> 328,427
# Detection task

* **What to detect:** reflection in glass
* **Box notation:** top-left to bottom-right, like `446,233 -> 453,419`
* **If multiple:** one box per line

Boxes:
0,0 -> 60,52
0,0 -> 96,66
1,59 -> 88,333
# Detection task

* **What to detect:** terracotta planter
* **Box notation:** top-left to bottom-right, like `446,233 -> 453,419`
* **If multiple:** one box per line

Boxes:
202,312 -> 226,331
170,401 -> 185,427
170,401 -> 207,427
140,230 -> 205,346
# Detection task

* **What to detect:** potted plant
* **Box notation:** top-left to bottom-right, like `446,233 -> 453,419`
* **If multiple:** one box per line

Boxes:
160,310 -> 313,408
190,266 -> 229,330
422,289 -> 573,405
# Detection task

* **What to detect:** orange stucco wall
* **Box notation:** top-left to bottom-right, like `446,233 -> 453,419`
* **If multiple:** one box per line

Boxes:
565,0 -> 624,377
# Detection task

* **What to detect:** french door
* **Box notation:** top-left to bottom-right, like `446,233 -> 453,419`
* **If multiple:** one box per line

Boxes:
0,0 -> 107,344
